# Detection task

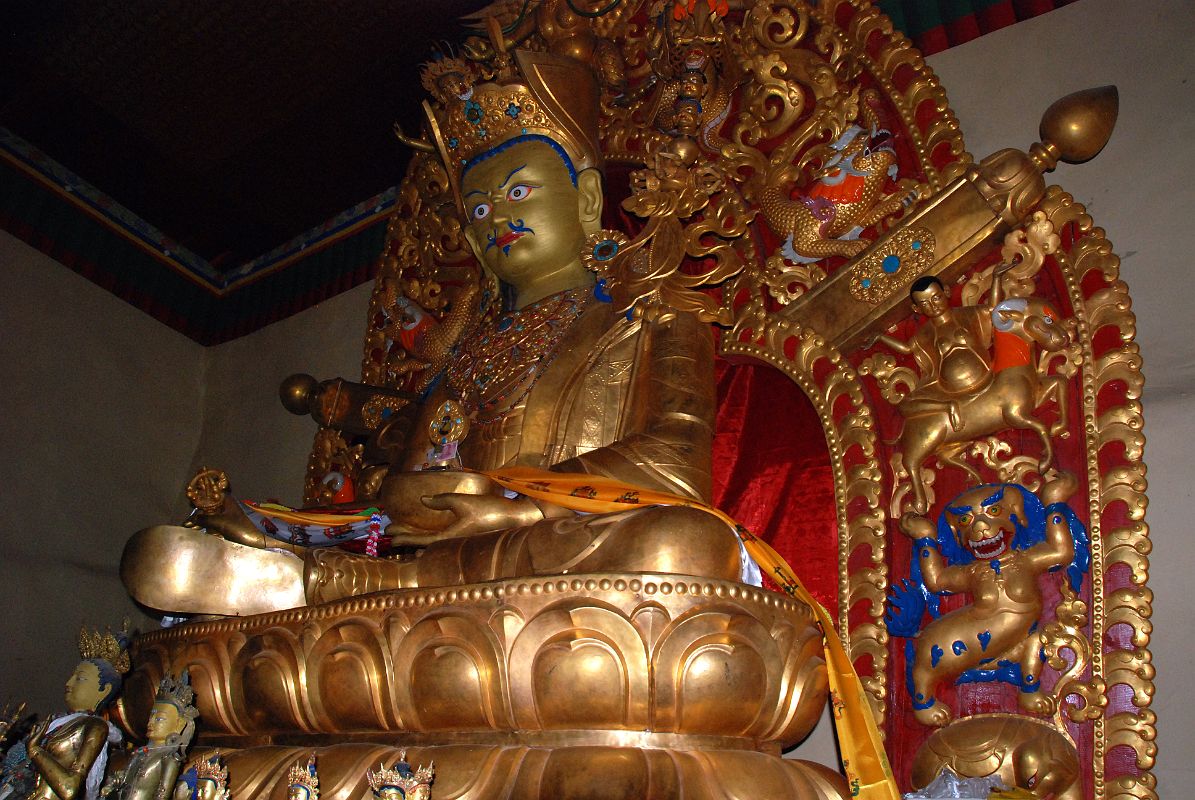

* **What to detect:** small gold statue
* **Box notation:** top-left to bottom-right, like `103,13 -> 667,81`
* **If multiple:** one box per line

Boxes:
284,755 -> 317,800
185,760 -> 227,800
13,624 -> 128,800
100,673 -> 197,800
366,754 -> 433,800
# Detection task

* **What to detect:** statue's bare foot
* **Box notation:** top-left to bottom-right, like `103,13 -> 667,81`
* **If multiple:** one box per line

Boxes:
1018,690 -> 1055,715
913,700 -> 952,727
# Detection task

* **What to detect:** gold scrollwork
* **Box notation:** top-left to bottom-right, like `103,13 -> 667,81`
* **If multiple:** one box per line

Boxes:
1041,185 -> 1155,799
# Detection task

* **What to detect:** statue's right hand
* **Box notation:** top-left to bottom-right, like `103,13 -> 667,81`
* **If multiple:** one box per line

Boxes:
388,493 -> 543,545
380,470 -> 508,538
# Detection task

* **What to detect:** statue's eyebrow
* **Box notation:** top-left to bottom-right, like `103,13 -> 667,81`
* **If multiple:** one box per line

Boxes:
981,487 -> 1005,506
500,164 -> 527,189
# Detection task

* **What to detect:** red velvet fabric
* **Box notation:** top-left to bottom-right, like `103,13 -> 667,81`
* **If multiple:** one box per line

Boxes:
712,359 -> 841,614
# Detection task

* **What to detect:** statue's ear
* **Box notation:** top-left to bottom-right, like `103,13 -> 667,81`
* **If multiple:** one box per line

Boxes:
463,223 -> 486,265
577,168 -> 604,235
1005,485 -> 1027,522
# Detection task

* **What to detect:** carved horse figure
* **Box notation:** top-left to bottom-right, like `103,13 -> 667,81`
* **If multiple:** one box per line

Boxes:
900,296 -> 1070,514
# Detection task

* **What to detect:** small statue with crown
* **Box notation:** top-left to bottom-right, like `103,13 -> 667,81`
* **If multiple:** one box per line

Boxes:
1,623 -> 128,800
101,672 -> 198,800
365,753 -> 433,800
285,755 -> 317,800
182,756 -> 227,800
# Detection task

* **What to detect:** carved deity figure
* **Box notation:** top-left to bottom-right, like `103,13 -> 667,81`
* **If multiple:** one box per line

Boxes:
0,626 -> 127,800
285,755 -> 317,800
122,47 -> 744,616
874,273 -> 1069,513
887,473 -> 1089,727
100,674 -> 197,800
175,757 -> 227,800
366,755 -> 433,800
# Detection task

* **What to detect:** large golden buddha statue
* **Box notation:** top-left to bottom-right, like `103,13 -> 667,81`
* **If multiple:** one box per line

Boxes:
117,31 -> 847,800
123,47 -> 745,616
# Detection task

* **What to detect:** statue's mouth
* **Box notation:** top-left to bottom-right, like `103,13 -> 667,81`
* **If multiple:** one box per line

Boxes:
495,231 -> 524,248
968,530 -> 1010,559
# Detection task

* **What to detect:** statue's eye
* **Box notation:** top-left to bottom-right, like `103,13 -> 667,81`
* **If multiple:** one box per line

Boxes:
507,184 -> 533,201
470,201 -> 492,221
986,505 -> 1001,516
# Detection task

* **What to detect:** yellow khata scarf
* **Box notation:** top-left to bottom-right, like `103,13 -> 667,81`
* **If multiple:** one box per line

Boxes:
482,466 -> 899,800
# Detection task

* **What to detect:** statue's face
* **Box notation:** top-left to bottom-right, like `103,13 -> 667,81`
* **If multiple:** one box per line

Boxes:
375,788 -> 406,800
196,780 -> 220,800
910,282 -> 948,317
461,140 -> 592,295
145,701 -> 183,745
64,661 -> 108,712
945,486 -> 1021,560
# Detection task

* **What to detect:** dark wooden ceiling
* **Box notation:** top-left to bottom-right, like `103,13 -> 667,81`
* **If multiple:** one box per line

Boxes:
1,0 -> 488,271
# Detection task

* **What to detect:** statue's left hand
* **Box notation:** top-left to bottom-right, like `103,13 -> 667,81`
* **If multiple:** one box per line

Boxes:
26,719 -> 49,755
388,493 -> 544,545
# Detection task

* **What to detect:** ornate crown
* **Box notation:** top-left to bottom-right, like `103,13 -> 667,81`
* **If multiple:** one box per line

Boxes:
420,54 -> 475,103
423,48 -> 602,215
153,670 -> 200,748
286,754 -> 319,799
194,755 -> 229,800
155,670 -> 195,710
365,753 -> 434,796
78,619 -> 131,674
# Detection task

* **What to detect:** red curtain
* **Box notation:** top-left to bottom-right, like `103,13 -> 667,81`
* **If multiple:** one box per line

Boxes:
711,359 -> 841,613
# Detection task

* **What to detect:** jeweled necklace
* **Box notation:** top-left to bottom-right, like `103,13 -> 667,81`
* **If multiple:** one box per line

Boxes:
448,287 -> 592,424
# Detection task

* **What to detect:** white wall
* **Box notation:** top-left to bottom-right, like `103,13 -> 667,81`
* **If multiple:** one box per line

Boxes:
926,0 -> 1195,788
193,283 -> 373,504
0,230 -> 205,710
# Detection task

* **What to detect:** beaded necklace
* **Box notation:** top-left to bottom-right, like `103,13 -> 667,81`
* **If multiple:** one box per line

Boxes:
448,287 -> 592,425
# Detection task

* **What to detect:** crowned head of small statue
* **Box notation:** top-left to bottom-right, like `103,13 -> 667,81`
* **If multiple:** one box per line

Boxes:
69,620 -> 131,713
192,755 -> 230,800
366,752 -> 434,800
146,670 -> 199,749
423,48 -> 605,311
286,754 -> 319,800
